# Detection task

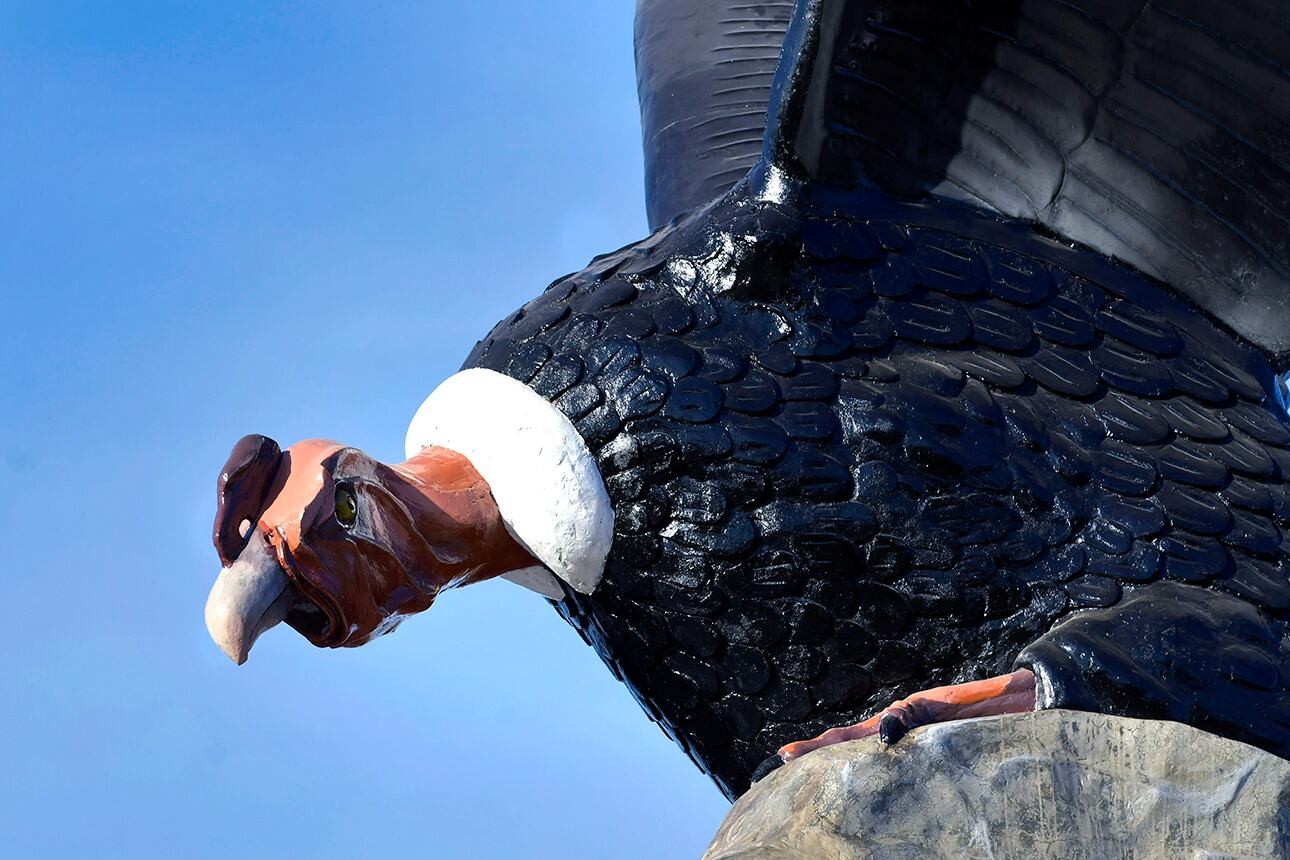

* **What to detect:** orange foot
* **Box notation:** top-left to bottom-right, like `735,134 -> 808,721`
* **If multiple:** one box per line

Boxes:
776,668 -> 1037,766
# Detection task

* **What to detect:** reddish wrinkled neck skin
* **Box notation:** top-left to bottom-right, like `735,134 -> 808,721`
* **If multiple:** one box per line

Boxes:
390,447 -> 538,589
268,443 -> 538,649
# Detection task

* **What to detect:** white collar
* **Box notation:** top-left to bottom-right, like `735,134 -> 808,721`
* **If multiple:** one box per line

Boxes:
404,368 -> 613,598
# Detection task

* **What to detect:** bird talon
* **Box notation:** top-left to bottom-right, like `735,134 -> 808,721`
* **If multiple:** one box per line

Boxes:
878,712 -> 909,745
774,670 -> 1036,766
751,752 -> 785,784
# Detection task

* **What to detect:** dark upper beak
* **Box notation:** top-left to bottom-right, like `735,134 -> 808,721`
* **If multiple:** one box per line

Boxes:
204,531 -> 295,664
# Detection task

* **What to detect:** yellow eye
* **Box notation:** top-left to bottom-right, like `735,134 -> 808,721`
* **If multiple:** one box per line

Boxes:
335,485 -> 358,526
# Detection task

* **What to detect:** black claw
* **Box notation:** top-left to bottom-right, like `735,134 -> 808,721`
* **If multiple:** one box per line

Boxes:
878,713 -> 909,745
751,752 -> 785,783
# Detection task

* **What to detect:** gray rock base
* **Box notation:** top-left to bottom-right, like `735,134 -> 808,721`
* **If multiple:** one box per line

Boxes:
703,710 -> 1290,859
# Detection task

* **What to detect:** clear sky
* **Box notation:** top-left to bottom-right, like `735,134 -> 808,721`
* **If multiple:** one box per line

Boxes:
1,3 -> 731,856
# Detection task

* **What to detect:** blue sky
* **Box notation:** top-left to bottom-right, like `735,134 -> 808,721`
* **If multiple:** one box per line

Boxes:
1,3 -> 730,856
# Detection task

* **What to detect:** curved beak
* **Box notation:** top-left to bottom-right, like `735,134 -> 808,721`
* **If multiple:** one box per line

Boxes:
205,532 -> 295,665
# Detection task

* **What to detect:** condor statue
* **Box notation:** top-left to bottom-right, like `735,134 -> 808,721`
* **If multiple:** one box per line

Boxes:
204,0 -> 1290,799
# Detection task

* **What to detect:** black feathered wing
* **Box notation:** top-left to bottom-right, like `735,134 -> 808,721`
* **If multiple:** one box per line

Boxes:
635,0 -> 1290,361
635,0 -> 795,230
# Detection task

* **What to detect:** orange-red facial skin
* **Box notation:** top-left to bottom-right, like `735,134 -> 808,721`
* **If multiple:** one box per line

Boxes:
255,440 -> 536,649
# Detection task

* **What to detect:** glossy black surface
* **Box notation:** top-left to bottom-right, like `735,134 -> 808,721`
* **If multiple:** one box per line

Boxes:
636,0 -> 1290,360
634,0 -> 794,231
463,0 -> 1290,799
466,180 -> 1290,797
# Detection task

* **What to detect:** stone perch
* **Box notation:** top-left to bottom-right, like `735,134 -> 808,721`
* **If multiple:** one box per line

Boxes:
702,711 -> 1290,859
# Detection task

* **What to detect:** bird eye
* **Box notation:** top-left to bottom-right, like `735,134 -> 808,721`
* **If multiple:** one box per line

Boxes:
334,484 -> 358,526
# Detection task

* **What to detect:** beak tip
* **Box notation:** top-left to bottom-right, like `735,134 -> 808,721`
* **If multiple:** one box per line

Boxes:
205,540 -> 293,667
216,643 -> 249,666
205,562 -> 291,670
205,597 -> 249,665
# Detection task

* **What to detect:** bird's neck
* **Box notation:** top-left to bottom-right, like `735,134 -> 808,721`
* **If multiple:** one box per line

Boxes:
389,446 -> 539,589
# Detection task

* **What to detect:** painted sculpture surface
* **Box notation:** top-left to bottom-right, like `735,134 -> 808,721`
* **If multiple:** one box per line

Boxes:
206,0 -> 1290,800
704,711 -> 1290,858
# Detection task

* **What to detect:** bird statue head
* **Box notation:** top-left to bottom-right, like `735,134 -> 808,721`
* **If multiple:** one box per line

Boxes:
204,433 -> 535,664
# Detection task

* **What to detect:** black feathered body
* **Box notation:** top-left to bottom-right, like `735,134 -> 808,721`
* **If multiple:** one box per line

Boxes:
465,184 -> 1290,799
